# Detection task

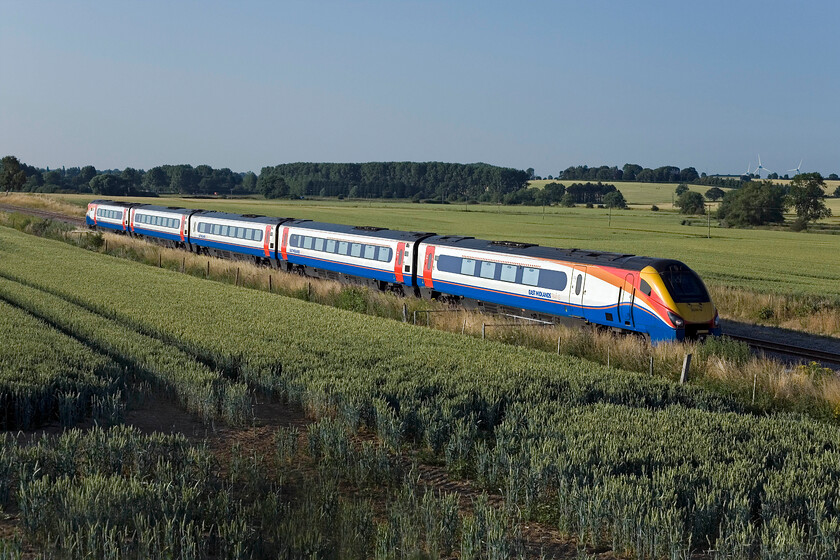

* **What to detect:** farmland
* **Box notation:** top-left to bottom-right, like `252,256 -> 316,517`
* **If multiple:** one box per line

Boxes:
4,225 -> 840,556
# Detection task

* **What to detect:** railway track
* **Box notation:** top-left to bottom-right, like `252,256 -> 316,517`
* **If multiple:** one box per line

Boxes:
0,203 -> 85,227
727,334 -> 840,367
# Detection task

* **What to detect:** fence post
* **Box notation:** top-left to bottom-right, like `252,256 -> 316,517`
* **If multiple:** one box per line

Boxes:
413,311 -> 417,325
557,335 -> 561,355
482,323 -> 486,339
236,268 -> 240,286
402,303 -> 408,322
269,274 -> 273,293
607,347 -> 610,368
158,253 -> 162,268
680,354 -> 692,384
206,261 -> 210,278
307,282 -> 311,300
462,318 -> 467,334
181,257 -> 185,273
649,356 -> 654,376
104,239 -> 108,252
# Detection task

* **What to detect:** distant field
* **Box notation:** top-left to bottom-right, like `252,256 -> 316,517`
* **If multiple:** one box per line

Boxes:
527,179 -> 730,207
53,193 -> 840,299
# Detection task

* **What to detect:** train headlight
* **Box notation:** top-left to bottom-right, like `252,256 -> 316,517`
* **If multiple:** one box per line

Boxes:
667,311 -> 685,328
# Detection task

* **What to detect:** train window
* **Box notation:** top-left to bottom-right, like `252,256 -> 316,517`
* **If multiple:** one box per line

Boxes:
338,241 -> 349,255
290,234 -> 299,247
500,264 -> 517,283
326,239 -> 337,253
377,247 -> 392,262
436,255 -> 459,273
575,274 -> 583,295
522,267 -> 540,286
303,236 -> 313,250
460,258 -> 476,276
253,229 -> 263,242
313,237 -> 324,251
351,243 -> 362,258
660,269 -> 707,303
233,227 -> 242,239
640,279 -> 652,296
538,270 -> 568,291
479,261 -> 496,279
212,224 -> 222,235
364,245 -> 375,259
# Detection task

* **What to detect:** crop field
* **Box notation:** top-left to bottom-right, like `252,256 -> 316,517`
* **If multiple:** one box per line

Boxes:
50,192 -> 840,300
4,225 -> 840,556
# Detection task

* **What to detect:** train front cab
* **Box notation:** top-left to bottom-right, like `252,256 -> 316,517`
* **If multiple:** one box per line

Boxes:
639,262 -> 721,343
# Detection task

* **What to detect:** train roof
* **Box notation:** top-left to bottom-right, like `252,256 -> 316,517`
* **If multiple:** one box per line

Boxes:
286,220 -> 435,242
191,211 -> 291,226
133,204 -> 199,215
426,235 -> 686,272
89,199 -> 142,208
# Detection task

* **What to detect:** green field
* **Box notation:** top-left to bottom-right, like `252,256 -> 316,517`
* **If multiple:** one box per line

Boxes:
54,193 -> 840,300
4,224 -> 840,556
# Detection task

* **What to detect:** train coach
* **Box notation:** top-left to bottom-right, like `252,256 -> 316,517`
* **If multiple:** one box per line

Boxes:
416,237 -> 720,343
86,199 -> 720,343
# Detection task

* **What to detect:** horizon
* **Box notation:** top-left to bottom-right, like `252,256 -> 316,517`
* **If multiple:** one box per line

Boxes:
2,1 -> 838,176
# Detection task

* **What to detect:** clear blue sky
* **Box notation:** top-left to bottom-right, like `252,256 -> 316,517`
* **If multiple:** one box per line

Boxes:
2,1 -> 838,176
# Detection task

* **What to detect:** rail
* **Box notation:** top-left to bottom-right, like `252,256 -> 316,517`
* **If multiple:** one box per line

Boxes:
728,334 -> 840,367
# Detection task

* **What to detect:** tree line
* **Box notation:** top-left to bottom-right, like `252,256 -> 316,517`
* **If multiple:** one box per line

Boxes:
558,164 -> 701,183
0,156 -> 256,197
255,162 -> 530,201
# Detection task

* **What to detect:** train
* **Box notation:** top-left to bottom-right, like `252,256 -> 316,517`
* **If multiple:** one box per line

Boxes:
86,199 -> 721,343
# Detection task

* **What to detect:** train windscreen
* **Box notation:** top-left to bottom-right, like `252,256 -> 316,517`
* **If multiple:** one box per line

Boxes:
659,268 -> 709,303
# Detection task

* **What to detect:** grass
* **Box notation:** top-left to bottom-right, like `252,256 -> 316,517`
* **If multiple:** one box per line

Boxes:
6,225 -> 840,555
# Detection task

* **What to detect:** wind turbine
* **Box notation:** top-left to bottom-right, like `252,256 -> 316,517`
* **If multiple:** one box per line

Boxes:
787,159 -> 803,176
745,162 -> 752,176
754,154 -> 773,177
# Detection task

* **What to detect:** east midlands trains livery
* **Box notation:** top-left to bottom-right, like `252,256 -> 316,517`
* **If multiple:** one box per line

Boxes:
87,200 -> 721,343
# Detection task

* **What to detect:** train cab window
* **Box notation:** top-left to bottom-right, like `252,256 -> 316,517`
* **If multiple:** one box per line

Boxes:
460,258 -> 476,276
351,243 -> 362,258
500,264 -> 517,283
660,268 -> 708,303
338,241 -> 349,255
303,236 -> 313,250
640,279 -> 652,296
522,267 -> 540,286
479,261 -> 497,279
364,245 -> 375,259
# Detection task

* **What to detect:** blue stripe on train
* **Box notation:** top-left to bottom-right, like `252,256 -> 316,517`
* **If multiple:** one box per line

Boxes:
132,227 -> 182,242
431,279 -> 678,342
284,254 -> 402,284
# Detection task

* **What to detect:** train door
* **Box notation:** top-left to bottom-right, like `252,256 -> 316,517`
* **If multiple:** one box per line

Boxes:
620,273 -> 636,328
123,209 -> 130,231
394,242 -> 406,283
570,265 -> 587,315
422,245 -> 435,288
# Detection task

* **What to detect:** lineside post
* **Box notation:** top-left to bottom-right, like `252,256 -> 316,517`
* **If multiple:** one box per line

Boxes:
680,354 -> 692,384
158,253 -> 162,268
269,274 -> 273,293
649,356 -> 654,376
482,323 -> 486,339
402,303 -> 408,323
206,261 -> 210,278
236,268 -> 240,286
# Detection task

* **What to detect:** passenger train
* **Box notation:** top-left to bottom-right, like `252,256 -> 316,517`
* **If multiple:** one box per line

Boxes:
87,200 -> 721,343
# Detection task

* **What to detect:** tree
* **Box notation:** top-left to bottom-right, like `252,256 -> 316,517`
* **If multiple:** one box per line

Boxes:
787,172 -> 831,226
704,187 -> 725,201
526,168 -> 535,180
241,172 -> 257,193
142,167 -> 169,192
828,173 -> 839,181
603,190 -> 627,209
560,193 -> 575,207
717,181 -> 787,227
89,174 -> 127,196
676,191 -> 706,214
1,156 -> 26,192
674,183 -> 689,197
75,166 -> 97,189
833,185 -> 840,198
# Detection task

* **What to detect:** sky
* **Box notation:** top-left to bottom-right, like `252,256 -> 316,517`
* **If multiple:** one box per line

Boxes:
1,1 -> 838,177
